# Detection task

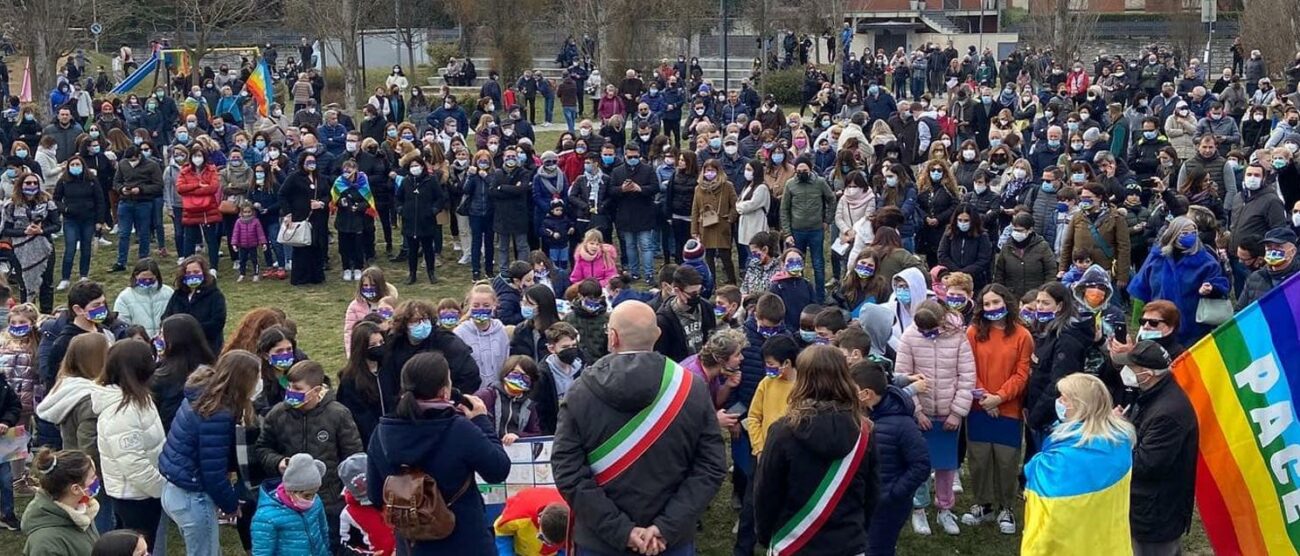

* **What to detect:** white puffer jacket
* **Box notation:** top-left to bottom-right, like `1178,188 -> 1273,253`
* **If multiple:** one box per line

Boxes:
113,284 -> 175,337
91,385 -> 166,499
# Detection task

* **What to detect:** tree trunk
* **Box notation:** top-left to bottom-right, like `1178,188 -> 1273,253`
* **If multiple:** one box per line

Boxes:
34,37 -> 54,115
406,31 -> 416,79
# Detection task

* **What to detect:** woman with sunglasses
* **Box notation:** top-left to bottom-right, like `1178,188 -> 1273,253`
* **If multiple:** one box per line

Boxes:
2,171 -> 62,312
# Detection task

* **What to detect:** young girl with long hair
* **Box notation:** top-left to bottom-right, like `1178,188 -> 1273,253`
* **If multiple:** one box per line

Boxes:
336,321 -> 386,444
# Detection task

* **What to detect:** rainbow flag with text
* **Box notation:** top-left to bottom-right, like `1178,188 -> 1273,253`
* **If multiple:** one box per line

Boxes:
1174,273 -> 1300,555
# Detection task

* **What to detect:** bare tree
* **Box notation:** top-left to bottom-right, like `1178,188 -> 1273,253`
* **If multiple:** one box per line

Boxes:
446,0 -> 482,58
1239,0 -> 1299,79
1023,0 -> 1098,63
1166,10 -> 1207,67
286,0 -> 377,109
10,0 -> 128,113
168,0 -> 267,85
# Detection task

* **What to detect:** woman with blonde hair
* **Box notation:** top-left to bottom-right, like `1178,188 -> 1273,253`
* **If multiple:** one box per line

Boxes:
454,283 -> 510,389
916,159 -> 960,266
1022,373 -> 1134,556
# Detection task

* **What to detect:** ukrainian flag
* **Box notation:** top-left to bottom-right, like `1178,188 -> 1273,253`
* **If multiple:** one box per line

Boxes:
1022,430 -> 1134,556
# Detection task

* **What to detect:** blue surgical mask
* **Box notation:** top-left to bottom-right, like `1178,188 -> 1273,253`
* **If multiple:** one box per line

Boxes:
521,305 -> 536,320
1143,131 -> 1158,140
601,154 -> 615,165
626,157 -> 640,167
3,169 -> 15,179
772,153 -> 785,164
270,352 -> 295,370
69,165 -> 83,176
894,287 -> 911,305
799,330 -> 817,343
1137,328 -> 1163,341
409,319 -> 433,341
1041,182 -> 1056,193
1055,399 -> 1069,421
1047,139 -> 1061,149
709,137 -> 722,149
1056,202 -> 1069,213
1176,231 -> 1197,249
176,132 -> 189,143
255,140 -> 267,149
929,170 -> 943,181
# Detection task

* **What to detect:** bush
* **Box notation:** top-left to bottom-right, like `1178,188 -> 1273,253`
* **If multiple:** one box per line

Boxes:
425,42 -> 460,67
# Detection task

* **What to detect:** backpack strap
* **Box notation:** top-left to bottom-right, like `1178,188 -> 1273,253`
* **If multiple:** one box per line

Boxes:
446,476 -> 474,505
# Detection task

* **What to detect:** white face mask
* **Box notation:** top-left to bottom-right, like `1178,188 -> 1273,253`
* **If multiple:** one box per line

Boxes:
1120,365 -> 1141,388
724,145 -> 738,155
410,166 -> 424,176
1243,176 -> 1263,190
962,149 -> 976,161
1013,168 -> 1027,179
1292,213 -> 1300,228
743,169 -> 754,181
1011,230 -> 1028,242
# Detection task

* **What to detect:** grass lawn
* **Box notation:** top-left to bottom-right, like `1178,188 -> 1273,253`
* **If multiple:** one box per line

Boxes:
0,129 -> 1217,555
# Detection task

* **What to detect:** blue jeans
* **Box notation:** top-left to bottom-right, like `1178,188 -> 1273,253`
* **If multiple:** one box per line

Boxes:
792,228 -> 826,301
563,106 -> 578,132
62,217 -> 95,280
469,215 -> 493,276
95,490 -> 116,535
263,219 -> 286,267
548,247 -> 568,269
117,199 -> 154,266
543,95 -> 555,123
183,224 -> 221,268
153,197 -> 166,249
496,233 -> 529,274
621,229 -> 656,279
162,482 -> 220,556
0,459 -> 11,518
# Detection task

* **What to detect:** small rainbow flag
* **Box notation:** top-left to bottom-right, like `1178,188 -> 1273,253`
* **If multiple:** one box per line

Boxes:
242,58 -> 273,118
1173,272 -> 1300,555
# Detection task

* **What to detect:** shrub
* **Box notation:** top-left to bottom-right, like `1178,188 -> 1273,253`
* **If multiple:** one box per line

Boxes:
425,42 -> 460,67
763,68 -> 807,106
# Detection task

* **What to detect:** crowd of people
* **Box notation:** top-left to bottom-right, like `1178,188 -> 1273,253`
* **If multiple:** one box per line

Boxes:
0,28 -> 1294,556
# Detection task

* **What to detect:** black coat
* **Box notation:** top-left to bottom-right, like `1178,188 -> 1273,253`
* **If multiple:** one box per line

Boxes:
162,286 -> 227,352
1023,322 -> 1093,432
378,329 -> 480,411
754,409 -> 877,555
53,175 -> 105,222
278,170 -> 327,221
396,173 -> 445,237
607,162 -> 659,233
489,167 -> 531,235
1126,377 -> 1198,543
653,297 -> 717,363
936,231 -> 993,289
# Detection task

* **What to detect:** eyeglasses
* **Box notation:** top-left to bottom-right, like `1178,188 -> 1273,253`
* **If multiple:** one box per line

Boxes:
1139,318 -> 1166,327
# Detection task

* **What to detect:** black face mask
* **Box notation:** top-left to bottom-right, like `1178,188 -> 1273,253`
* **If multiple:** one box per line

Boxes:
797,171 -> 811,182
365,345 -> 385,363
557,347 -> 581,365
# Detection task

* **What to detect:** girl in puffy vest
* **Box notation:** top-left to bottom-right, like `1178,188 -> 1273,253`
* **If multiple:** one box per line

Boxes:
0,303 -> 41,430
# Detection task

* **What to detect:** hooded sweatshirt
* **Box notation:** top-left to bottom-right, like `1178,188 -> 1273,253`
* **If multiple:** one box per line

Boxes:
884,267 -> 931,350
21,491 -> 99,556
753,408 -> 877,555
91,386 -> 167,500
36,377 -> 100,463
550,352 -> 727,555
454,319 -> 510,389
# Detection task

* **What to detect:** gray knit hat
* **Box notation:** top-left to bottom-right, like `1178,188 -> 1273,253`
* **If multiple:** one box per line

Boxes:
282,453 -> 326,491
337,453 -> 371,505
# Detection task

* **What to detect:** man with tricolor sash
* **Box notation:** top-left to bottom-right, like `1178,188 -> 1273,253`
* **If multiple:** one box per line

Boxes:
553,301 -> 726,555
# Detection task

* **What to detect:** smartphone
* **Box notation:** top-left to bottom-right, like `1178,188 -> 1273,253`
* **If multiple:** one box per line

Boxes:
726,402 -> 747,416
449,388 -> 473,409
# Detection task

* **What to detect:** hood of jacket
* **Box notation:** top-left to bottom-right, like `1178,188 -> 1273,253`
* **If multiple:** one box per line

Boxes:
374,406 -> 461,466
89,384 -> 124,415
872,385 -> 916,419
1071,264 -> 1114,309
22,491 -> 97,535
37,376 -> 97,423
789,407 -> 862,460
582,352 -> 670,413
894,266 -> 929,314
856,303 -> 895,357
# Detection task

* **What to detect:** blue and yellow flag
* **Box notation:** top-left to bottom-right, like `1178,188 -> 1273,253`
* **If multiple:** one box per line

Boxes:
1022,431 -> 1133,556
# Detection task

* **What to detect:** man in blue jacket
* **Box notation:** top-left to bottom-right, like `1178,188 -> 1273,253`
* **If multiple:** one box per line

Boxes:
427,96 -> 469,138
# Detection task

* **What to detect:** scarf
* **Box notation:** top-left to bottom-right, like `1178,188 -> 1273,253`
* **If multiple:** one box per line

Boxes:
842,187 -> 874,212
697,173 -> 724,194
53,495 -> 100,530
235,423 -> 257,493
7,201 -> 53,297
1002,177 -> 1029,203
331,172 -> 378,218
537,170 -> 564,199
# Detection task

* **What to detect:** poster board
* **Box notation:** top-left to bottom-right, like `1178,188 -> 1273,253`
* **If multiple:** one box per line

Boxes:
478,435 -> 555,524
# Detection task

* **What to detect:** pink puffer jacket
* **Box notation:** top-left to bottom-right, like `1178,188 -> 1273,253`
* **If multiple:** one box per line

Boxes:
896,322 -> 975,421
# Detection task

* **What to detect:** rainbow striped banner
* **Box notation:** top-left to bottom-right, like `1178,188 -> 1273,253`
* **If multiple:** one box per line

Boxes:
242,58 -> 273,117
1173,273 -> 1300,556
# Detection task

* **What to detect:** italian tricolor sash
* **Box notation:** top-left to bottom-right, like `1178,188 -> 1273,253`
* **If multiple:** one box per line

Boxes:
767,420 -> 872,556
587,358 -> 694,485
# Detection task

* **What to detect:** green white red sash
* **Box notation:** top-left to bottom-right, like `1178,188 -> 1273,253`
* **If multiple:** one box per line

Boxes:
587,358 -> 694,485
768,420 -> 872,556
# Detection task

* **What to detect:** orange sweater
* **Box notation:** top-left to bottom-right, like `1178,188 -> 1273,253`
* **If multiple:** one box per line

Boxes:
966,324 -> 1034,419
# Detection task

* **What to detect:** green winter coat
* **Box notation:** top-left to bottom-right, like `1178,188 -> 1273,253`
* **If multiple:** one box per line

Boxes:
22,491 -> 98,556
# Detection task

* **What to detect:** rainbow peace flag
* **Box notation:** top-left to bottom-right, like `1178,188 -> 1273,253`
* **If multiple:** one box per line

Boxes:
1173,273 -> 1300,555
242,58 -> 273,117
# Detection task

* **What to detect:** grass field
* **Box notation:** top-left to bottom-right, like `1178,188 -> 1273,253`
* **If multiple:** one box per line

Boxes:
0,131 -> 1217,555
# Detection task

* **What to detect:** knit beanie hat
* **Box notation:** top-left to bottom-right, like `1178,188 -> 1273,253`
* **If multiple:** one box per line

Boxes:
337,453 -> 371,505
282,453 -> 326,491
683,238 -> 705,260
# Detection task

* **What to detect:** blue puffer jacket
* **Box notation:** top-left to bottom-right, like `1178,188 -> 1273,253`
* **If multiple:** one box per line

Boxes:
492,275 -> 524,326
871,386 -> 931,502
367,406 -> 510,555
251,481 -> 331,556
158,388 -> 241,513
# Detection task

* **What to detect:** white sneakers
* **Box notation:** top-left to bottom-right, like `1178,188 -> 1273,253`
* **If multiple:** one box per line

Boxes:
55,280 -> 69,291
910,509 -> 931,536
96,237 -> 111,246
997,508 -> 1016,535
457,254 -> 470,265
961,504 -> 995,526
342,269 -> 353,281
936,510 -> 960,535
952,474 -> 964,494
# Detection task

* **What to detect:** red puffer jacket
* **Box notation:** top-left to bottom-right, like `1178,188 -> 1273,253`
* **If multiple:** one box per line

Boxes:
176,164 -> 222,226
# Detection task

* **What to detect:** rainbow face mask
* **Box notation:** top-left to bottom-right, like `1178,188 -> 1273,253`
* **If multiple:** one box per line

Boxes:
503,370 -> 532,397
